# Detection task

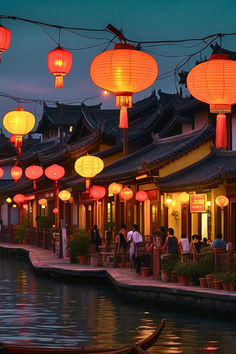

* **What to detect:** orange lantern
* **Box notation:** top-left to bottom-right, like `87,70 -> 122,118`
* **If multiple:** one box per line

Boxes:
58,189 -> 71,202
215,195 -> 229,209
13,194 -> 25,204
11,166 -> 22,183
47,46 -> 72,88
45,164 -> 65,189
136,190 -> 148,202
119,187 -> 133,201
38,198 -> 47,206
179,192 -> 190,204
90,185 -> 106,200
10,134 -> 24,155
0,25 -> 11,62
53,207 -> 59,214
187,54 -> 236,148
0,167 -> 4,178
25,165 -> 44,190
90,43 -> 158,128
108,182 -> 122,195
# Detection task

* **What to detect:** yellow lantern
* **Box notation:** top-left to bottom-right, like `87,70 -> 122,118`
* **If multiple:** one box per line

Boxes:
6,197 -> 12,203
38,198 -> 47,206
74,155 -> 104,190
179,192 -> 190,204
108,182 -> 122,195
3,107 -> 35,135
166,195 -> 172,206
215,195 -> 229,209
58,190 -> 71,202
12,204 -> 17,208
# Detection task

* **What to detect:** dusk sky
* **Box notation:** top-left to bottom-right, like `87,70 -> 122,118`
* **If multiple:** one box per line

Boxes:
1,0 -> 236,129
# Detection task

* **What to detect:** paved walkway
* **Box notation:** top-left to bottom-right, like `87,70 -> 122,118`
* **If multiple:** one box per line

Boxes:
0,243 -> 235,300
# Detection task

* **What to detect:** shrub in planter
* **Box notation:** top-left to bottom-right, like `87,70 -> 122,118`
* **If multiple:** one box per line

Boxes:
213,272 -> 224,290
221,272 -> 231,291
68,230 -> 90,264
37,216 -> 53,229
15,223 -> 26,244
229,273 -> 236,291
161,256 -> 179,282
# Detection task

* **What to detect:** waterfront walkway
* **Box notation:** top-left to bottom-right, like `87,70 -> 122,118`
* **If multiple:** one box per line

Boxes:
0,243 -> 235,316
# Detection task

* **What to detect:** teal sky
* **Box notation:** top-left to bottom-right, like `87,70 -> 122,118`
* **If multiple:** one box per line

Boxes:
0,0 -> 236,125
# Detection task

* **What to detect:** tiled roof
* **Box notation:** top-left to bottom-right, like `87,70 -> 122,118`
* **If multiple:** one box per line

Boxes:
156,148 -> 236,191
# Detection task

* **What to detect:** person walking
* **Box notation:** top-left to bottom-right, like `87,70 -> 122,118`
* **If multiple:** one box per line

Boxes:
90,225 -> 102,253
132,224 -> 144,275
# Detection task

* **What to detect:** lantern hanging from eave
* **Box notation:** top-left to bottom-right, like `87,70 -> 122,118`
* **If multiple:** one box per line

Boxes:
25,165 -> 43,190
0,25 -> 11,62
58,189 -> 71,202
38,198 -> 47,206
47,46 -> 72,88
3,107 -> 35,136
187,54 -> 236,149
0,167 -> 4,178
11,166 -> 22,184
44,164 -> 65,194
108,182 -> 123,195
10,134 -> 24,155
6,197 -> 12,203
53,207 -> 59,214
119,187 -> 133,201
215,195 -> 229,209
74,155 -> 104,191
13,194 -> 25,204
136,190 -> 148,202
90,185 -> 106,200
90,43 -> 158,129
179,192 -> 190,204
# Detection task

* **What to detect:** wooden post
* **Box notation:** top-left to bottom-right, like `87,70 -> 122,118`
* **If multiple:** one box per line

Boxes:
221,208 -> 224,236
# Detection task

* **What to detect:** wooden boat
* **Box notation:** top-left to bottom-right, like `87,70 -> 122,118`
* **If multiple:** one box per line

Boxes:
0,319 -> 165,354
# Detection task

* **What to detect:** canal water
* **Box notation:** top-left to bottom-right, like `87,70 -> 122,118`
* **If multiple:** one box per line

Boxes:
0,255 -> 235,353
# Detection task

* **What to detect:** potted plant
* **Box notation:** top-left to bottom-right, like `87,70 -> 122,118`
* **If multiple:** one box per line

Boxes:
213,272 -> 224,290
161,257 -> 178,282
68,230 -> 90,264
15,222 -> 26,244
221,272 -> 231,291
229,273 -> 236,291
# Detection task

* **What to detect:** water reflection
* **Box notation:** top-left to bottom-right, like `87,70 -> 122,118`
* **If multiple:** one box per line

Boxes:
0,256 -> 235,353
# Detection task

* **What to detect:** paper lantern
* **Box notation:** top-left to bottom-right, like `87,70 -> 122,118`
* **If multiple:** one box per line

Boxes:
53,207 -> 59,214
179,192 -> 190,204
119,187 -> 133,201
215,195 -> 229,209
90,43 -> 158,129
11,166 -> 22,183
13,194 -> 25,204
3,107 -> 35,136
58,189 -> 71,202
45,164 -> 65,188
6,197 -> 12,203
0,25 -> 11,62
12,204 -> 17,208
187,54 -> 236,148
74,155 -> 104,190
0,167 -> 4,178
136,190 -> 148,202
47,46 -> 72,88
108,182 -> 122,195
90,185 -> 106,200
25,165 -> 44,190
38,198 -> 47,206
10,134 -> 23,155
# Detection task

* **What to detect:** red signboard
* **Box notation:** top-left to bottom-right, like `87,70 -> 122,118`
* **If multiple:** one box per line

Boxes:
147,189 -> 157,200
190,194 -> 207,213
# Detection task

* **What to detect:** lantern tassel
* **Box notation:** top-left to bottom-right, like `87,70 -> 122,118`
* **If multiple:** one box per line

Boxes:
85,178 -> 91,194
55,76 -> 64,89
33,180 -> 36,190
119,106 -> 128,129
216,113 -> 227,148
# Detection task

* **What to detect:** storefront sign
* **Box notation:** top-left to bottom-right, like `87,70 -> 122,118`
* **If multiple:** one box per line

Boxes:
147,189 -> 157,200
190,194 -> 207,212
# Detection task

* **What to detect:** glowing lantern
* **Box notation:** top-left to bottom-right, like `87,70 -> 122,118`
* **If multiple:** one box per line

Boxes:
12,204 -> 17,208
13,194 -> 25,204
58,190 -> 71,202
136,190 -> 148,202
6,197 -> 12,203
90,43 -> 158,129
25,165 -> 44,190
38,198 -> 47,206
0,167 -> 4,178
47,46 -> 72,88
53,207 -> 59,214
11,166 -> 22,183
90,185 -> 106,200
0,25 -> 11,62
108,182 -> 122,195
10,134 -> 24,155
3,107 -> 35,136
166,195 -> 172,206
187,54 -> 236,148
119,187 -> 133,201
215,195 -> 229,209
179,192 -> 190,204
45,164 -> 65,190
74,155 -> 104,191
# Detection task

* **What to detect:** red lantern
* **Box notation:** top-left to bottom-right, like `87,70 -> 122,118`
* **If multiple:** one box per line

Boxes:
45,164 -> 65,195
11,166 -> 22,184
119,187 -> 133,201
13,194 -> 25,204
10,134 -> 23,155
53,207 -> 59,214
90,186 -> 106,200
0,167 -> 4,178
187,54 -> 236,148
47,46 -> 72,88
25,165 -> 43,190
136,190 -> 148,202
0,25 -> 11,62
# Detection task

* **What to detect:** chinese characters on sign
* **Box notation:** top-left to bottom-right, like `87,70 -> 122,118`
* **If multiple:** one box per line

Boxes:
190,194 -> 207,212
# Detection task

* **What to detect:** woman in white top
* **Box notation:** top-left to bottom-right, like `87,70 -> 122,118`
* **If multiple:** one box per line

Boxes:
132,224 -> 143,275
